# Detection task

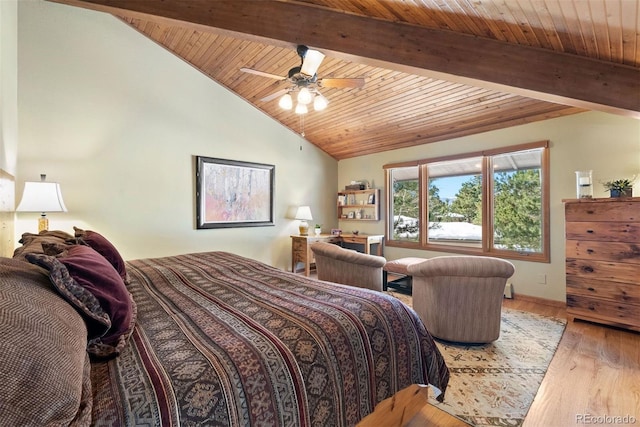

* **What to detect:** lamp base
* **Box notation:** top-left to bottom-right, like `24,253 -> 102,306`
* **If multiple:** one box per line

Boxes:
298,220 -> 309,236
38,215 -> 49,233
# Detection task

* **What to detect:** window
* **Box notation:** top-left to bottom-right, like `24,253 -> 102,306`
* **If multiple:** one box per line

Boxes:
427,157 -> 483,248
385,141 -> 549,262
491,150 -> 544,253
389,166 -> 419,242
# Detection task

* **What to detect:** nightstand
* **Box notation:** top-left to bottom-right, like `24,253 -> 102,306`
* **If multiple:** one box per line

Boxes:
291,234 -> 339,276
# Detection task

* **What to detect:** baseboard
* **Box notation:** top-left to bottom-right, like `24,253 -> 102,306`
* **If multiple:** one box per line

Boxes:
514,293 -> 566,308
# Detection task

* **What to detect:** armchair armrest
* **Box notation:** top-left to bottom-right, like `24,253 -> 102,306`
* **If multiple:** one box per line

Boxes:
310,242 -> 386,267
407,256 -> 514,279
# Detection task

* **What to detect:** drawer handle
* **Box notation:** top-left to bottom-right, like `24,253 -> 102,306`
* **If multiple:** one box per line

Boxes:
587,287 -> 595,292
586,249 -> 594,254
583,266 -> 594,273
586,229 -> 594,233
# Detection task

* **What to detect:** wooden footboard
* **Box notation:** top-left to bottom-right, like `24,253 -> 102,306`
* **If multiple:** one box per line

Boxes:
358,384 -> 469,427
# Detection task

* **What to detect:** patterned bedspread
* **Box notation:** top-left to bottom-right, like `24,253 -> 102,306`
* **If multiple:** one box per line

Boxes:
90,251 -> 448,426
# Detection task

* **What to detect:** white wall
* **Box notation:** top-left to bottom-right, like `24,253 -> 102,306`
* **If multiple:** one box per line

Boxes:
16,0 -> 338,269
338,112 -> 640,301
1,0 -> 18,176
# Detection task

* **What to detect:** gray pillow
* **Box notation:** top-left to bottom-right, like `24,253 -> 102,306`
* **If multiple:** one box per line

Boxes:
0,257 -> 93,426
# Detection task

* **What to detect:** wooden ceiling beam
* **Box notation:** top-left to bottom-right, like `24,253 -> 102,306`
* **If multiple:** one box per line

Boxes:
48,0 -> 639,118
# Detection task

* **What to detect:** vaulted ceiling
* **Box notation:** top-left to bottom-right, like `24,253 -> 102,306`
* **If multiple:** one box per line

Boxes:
49,0 -> 639,160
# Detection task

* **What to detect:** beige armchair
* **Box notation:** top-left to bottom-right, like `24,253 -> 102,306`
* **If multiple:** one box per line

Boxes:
310,242 -> 387,291
407,256 -> 515,343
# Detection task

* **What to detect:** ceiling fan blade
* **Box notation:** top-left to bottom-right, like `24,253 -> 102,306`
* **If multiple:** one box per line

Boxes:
319,78 -> 366,89
260,88 -> 289,102
300,48 -> 325,77
240,67 -> 285,80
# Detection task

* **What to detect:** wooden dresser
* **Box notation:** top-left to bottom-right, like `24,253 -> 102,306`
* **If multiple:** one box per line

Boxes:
563,197 -> 640,331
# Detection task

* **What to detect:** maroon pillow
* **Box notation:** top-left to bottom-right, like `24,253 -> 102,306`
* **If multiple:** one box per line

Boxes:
73,227 -> 128,283
41,243 -> 136,358
24,252 -> 112,340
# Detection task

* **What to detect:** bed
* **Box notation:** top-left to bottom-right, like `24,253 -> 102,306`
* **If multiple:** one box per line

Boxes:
1,229 -> 449,427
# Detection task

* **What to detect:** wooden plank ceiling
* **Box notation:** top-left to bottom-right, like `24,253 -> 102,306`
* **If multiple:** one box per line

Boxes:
49,0 -> 640,160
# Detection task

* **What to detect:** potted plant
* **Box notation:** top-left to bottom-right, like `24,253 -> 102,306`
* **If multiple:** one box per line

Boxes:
314,224 -> 322,235
602,176 -> 635,198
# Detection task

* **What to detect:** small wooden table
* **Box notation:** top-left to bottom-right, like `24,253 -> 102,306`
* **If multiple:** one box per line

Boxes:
291,234 -> 339,276
338,233 -> 384,255
291,233 -> 385,276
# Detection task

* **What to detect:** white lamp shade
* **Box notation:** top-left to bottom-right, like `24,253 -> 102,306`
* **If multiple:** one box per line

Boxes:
313,94 -> 328,111
17,181 -> 67,213
297,87 -> 313,105
300,49 -> 325,77
279,93 -> 293,110
295,103 -> 308,115
294,206 -> 313,221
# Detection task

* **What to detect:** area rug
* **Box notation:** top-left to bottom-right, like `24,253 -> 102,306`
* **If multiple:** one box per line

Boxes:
385,291 -> 567,427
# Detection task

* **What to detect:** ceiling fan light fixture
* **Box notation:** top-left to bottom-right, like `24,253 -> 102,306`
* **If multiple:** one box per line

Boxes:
300,49 -> 325,77
279,93 -> 293,110
313,94 -> 328,111
295,103 -> 308,115
244,45 -> 364,116
297,87 -> 313,105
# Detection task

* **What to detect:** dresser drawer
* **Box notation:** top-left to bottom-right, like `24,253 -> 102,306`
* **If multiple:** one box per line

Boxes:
567,294 -> 640,330
565,200 -> 640,222
340,236 -> 383,245
566,276 -> 640,305
566,259 -> 640,285
565,221 -> 640,242
566,239 -> 640,263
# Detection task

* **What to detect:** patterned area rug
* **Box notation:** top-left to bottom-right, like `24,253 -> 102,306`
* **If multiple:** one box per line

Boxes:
385,291 -> 567,427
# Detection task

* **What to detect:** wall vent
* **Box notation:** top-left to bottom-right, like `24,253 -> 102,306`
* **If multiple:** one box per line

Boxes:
504,282 -> 513,299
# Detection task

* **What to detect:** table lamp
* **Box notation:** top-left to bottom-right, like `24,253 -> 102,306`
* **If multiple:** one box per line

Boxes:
17,174 -> 67,232
295,206 -> 313,236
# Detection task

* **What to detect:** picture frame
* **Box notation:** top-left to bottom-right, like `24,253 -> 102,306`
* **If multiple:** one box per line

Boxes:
196,156 -> 275,229
367,193 -> 375,204
348,211 -> 355,219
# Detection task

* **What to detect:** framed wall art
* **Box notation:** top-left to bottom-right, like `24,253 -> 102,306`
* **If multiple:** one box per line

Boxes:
196,156 -> 275,229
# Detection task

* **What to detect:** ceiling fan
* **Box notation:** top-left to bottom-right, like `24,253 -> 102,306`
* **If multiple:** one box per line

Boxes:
240,45 -> 365,114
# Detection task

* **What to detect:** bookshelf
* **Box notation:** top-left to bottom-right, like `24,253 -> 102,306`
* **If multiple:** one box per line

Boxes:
337,188 -> 379,221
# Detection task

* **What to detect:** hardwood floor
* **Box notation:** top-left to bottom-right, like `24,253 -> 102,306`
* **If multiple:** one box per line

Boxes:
503,297 -> 640,427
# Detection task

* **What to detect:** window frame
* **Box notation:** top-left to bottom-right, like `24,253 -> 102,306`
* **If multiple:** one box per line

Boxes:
384,140 -> 550,263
